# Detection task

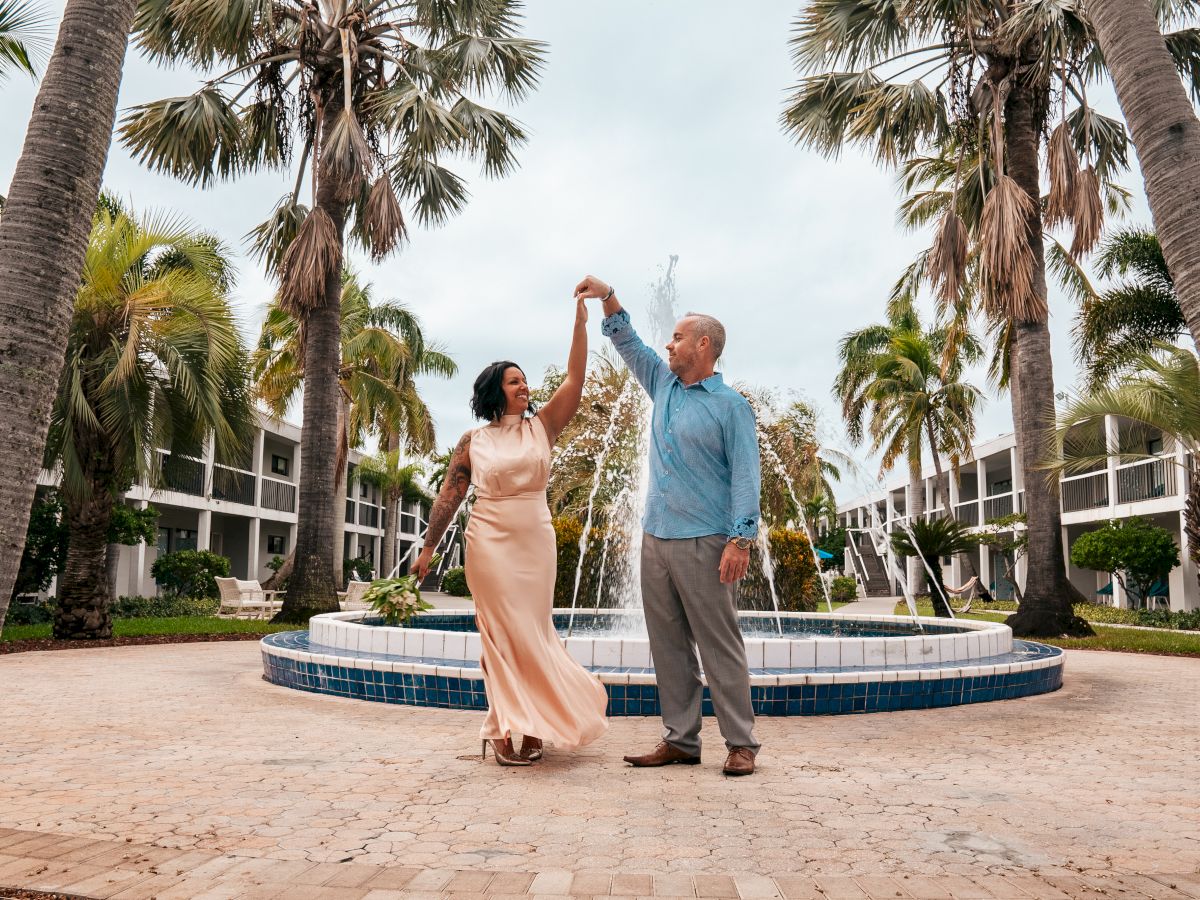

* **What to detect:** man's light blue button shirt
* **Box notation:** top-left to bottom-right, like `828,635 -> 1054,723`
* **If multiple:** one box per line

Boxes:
602,309 -> 761,541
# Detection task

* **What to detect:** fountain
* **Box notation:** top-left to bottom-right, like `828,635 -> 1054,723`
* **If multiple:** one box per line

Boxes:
262,260 -> 1064,715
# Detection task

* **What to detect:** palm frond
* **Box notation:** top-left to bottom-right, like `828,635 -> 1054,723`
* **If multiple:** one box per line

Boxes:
279,206 -> 341,315
361,175 -> 408,260
0,0 -> 52,78
979,176 -> 1043,323
120,88 -> 245,187
246,195 -> 309,274
390,153 -> 469,226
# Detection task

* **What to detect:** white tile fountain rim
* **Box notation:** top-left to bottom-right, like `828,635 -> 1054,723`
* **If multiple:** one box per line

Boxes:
261,637 -> 1062,687
306,609 -> 1014,669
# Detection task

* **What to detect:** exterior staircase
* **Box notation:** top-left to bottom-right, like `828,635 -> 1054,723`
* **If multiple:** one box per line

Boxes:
845,532 -> 893,598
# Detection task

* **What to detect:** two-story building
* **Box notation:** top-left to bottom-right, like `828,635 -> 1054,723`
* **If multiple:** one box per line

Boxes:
836,415 -> 1198,611
37,412 -> 429,597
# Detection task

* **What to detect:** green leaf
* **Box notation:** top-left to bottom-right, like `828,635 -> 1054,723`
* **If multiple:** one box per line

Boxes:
390,153 -> 470,226
120,88 -> 245,187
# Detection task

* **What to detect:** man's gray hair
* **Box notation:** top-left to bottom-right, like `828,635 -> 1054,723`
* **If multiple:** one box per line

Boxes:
684,311 -> 727,360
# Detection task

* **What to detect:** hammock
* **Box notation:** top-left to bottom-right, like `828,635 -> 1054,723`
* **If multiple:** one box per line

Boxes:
943,576 -> 983,613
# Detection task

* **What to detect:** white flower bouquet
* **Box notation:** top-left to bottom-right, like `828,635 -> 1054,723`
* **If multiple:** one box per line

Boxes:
362,561 -> 436,626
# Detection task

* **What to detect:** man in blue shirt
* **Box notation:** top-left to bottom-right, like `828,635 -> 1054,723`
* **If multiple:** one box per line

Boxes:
574,275 -> 762,777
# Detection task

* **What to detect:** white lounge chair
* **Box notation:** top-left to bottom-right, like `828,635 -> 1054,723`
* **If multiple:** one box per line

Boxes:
215,577 -> 284,619
337,579 -> 371,610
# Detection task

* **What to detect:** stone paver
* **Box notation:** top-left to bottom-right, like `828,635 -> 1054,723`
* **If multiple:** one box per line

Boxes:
0,643 -> 1197,898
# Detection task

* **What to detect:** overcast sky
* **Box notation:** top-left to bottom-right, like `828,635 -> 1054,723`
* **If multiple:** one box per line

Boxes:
0,1 -> 1154,501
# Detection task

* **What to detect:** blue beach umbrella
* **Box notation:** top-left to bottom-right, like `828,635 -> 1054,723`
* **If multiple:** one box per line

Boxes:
815,548 -> 834,560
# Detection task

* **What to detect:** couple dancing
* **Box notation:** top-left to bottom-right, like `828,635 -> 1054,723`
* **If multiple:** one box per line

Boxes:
415,275 -> 762,777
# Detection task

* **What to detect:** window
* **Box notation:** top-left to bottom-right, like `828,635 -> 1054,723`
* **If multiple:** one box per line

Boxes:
267,535 -> 285,555
1148,437 -> 1164,455
270,454 -> 289,476
359,481 -> 370,499
175,529 -> 197,552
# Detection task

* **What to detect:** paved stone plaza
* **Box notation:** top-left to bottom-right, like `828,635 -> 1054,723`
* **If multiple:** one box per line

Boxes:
0,642 -> 1198,898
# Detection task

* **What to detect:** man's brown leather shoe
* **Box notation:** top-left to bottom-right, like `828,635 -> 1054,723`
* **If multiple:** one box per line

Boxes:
722,747 -> 756,776
623,741 -> 701,767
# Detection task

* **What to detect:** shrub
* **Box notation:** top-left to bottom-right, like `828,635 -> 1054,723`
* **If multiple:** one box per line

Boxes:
830,575 -> 857,602
344,556 -> 373,583
441,566 -> 470,596
1070,518 -> 1180,607
6,600 -> 55,626
553,516 -> 624,608
739,528 -> 819,613
151,550 -> 230,599
111,595 -> 219,618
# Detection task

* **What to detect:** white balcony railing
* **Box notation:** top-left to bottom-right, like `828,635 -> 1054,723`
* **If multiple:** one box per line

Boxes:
1115,456 -> 1176,504
952,501 -> 979,527
260,475 -> 296,513
983,492 -> 1014,521
1061,470 -> 1108,513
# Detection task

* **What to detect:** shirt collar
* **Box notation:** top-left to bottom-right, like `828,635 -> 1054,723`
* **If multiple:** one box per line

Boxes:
675,371 -> 724,392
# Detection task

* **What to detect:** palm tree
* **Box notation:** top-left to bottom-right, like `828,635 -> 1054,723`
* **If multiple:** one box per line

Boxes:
45,202 -> 254,639
253,271 -> 454,617
1074,228 -> 1183,388
834,303 -> 982,592
1088,0 -> 1200,359
357,454 -> 430,577
1050,344 -> 1200,598
0,0 -> 140,635
781,1 -> 1200,635
121,1 -> 544,614
890,517 -> 979,617
0,1 -> 50,79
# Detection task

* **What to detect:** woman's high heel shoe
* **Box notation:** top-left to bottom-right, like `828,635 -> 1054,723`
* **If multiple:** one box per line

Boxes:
518,736 -> 543,762
482,738 -> 531,767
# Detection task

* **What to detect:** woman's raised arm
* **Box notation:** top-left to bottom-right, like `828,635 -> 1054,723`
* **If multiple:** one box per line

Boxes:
415,431 -> 472,579
537,298 -> 588,443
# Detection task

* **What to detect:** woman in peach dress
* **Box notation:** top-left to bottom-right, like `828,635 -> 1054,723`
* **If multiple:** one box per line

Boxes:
415,298 -> 608,766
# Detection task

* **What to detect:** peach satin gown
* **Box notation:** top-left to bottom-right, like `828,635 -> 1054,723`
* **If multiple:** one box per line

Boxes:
465,413 -> 609,749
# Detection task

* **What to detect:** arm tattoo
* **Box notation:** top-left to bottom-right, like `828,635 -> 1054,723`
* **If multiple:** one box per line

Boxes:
424,432 -> 472,550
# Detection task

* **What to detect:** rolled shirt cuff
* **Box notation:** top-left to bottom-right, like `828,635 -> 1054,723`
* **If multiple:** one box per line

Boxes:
601,309 -> 631,337
728,517 -> 758,540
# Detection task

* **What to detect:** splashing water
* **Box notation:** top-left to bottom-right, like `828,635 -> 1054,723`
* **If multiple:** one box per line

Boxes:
751,417 -> 836,613
567,376 -> 642,635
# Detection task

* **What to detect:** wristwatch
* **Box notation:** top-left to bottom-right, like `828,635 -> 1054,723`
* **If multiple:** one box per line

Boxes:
728,536 -> 753,550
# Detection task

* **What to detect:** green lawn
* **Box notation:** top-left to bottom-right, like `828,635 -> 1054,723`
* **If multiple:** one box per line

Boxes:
891,601 -> 1200,657
2,616 -> 297,642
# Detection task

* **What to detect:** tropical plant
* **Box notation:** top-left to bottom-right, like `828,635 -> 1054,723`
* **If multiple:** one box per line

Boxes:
357,454 -> 430,577
1070,517 -> 1180,608
343,555 -> 373,583
151,549 -> 231,600
1050,343 -> 1200,599
780,0 -> 1200,635
44,202 -> 254,639
1073,227 -> 1183,388
119,0 -> 544,620
739,527 -> 820,613
253,271 -> 454,604
1088,0 -> 1200,360
975,512 -> 1029,603
833,301 -> 982,591
0,0 -> 50,79
890,517 -> 979,617
745,392 -> 846,534
0,0 -> 141,635
13,488 -> 67,599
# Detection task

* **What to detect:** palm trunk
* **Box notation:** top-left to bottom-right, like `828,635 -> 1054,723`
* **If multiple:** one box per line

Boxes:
274,96 -> 350,623
332,393 -> 349,590
54,484 -> 116,639
1185,466 -> 1200,597
1089,0 -> 1200,356
0,0 -> 139,634
381,434 -> 400,578
1003,77 -> 1092,637
905,457 -> 927,594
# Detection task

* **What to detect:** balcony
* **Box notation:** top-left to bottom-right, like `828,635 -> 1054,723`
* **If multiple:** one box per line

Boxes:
260,476 -> 296,513
983,492 -> 1014,521
358,503 -> 379,528
158,452 -> 204,496
1061,470 -> 1108,513
1116,457 -> 1176,504
212,464 -> 255,506
952,501 -> 979,527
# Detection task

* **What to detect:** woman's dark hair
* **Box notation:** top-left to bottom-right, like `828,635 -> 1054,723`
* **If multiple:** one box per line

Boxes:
470,360 -> 533,421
